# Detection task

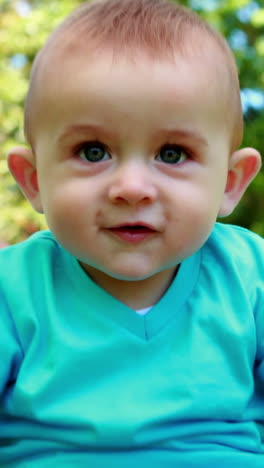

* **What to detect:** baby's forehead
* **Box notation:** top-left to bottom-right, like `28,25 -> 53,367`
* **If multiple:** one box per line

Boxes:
25,24 -> 242,152
31,42 -> 228,123
34,25 -> 230,86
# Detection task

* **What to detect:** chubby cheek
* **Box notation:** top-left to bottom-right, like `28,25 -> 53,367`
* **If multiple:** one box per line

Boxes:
41,180 -> 100,235
166,188 -> 220,254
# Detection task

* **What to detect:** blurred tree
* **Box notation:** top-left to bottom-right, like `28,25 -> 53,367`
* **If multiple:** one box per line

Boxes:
0,0 -> 263,243
0,0 -> 82,242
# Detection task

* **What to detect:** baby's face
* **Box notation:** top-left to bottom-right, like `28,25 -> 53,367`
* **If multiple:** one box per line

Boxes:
32,51 -> 231,281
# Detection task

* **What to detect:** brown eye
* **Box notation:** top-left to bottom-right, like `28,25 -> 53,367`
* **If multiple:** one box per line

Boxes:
156,145 -> 187,164
78,142 -> 110,162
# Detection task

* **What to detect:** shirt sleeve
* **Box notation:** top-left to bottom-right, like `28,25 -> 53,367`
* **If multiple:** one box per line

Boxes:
252,280 -> 264,425
0,291 -> 23,397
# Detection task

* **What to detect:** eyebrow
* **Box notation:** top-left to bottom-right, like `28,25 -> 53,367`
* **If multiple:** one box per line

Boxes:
157,128 -> 208,147
57,124 -> 208,147
57,124 -> 117,143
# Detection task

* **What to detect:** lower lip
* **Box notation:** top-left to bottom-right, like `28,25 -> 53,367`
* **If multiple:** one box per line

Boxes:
107,227 -> 156,243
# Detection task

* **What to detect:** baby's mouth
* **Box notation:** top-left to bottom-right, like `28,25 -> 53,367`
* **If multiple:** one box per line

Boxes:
107,224 -> 156,243
114,225 -> 153,232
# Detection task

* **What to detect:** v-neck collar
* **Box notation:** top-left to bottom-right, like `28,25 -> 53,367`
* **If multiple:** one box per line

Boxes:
65,249 -> 201,341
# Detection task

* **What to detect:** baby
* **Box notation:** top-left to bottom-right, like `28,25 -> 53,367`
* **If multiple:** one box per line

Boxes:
1,0 -> 263,466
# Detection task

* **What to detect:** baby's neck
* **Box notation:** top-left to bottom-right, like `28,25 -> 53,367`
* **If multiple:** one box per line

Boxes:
81,264 -> 178,310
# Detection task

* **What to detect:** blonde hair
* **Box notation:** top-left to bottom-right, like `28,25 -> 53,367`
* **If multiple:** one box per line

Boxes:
24,0 -> 243,150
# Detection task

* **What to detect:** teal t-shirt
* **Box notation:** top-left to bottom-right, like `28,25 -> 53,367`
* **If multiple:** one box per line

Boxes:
0,223 -> 264,467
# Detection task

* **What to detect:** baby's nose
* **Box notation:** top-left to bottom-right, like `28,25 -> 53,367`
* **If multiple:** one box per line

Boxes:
108,163 -> 157,205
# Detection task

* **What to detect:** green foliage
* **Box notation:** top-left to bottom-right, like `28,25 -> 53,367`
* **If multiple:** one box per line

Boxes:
0,0 -> 263,243
0,0 -> 82,243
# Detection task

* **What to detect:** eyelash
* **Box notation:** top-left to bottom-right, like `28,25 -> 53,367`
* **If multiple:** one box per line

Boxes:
156,144 -> 190,165
74,141 -> 111,162
73,141 -> 191,165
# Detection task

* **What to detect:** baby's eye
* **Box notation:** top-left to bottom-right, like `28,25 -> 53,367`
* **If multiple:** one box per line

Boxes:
78,142 -> 111,163
156,145 -> 188,164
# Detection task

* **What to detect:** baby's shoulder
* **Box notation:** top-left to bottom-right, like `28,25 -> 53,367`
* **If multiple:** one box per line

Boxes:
211,222 -> 264,252
205,222 -> 264,275
0,230 -> 58,255
0,231 -> 61,283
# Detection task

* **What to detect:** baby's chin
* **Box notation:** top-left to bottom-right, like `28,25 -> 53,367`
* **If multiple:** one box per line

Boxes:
79,261 -> 159,282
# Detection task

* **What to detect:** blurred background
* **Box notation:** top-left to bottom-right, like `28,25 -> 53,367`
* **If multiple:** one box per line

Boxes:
0,0 -> 264,244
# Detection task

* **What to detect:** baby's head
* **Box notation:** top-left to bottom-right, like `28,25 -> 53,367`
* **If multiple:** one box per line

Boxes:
8,0 -> 261,287
25,0 -> 243,151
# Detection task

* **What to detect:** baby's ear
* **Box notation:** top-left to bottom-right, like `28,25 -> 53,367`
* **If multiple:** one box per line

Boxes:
7,147 -> 43,213
219,147 -> 261,217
